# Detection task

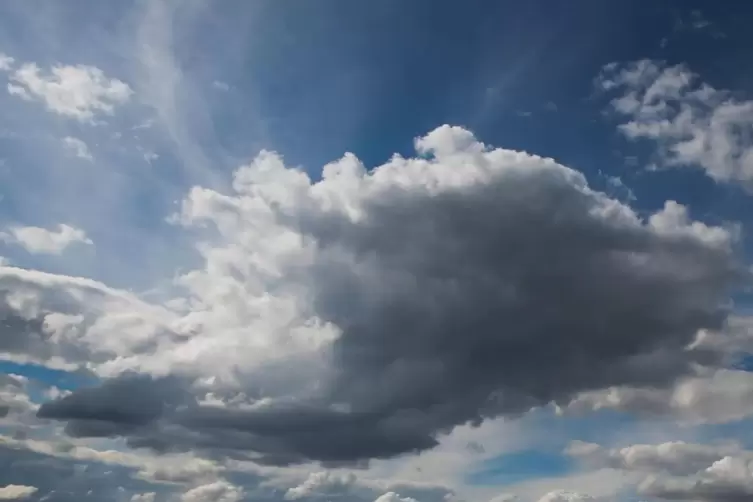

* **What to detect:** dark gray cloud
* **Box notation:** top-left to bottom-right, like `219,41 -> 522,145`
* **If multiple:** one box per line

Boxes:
37,374 -> 191,442
37,374 -> 186,427
312,179 -> 736,416
36,131 -> 745,464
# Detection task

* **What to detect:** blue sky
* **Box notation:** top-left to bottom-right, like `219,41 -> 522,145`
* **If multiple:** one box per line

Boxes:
1,2 -> 753,502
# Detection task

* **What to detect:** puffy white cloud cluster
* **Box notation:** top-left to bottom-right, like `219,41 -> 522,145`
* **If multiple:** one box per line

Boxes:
180,480 -> 244,502
561,367 -> 753,425
0,266 -> 177,372
0,224 -> 92,255
640,455 -> 753,501
6,61 -> 132,122
285,471 -> 356,500
599,59 -> 753,186
0,373 -> 36,421
567,440 -> 753,501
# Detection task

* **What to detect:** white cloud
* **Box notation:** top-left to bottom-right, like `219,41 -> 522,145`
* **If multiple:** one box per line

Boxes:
7,62 -> 132,122
598,60 -> 753,187
566,440 -> 745,477
492,469 -> 632,502
136,456 -> 223,485
0,264 -> 179,372
561,368 -> 753,425
374,492 -> 418,502
565,439 -> 753,502
691,315 -> 753,354
487,495 -> 517,502
0,53 -> 14,71
0,432 -> 223,487
212,80 -> 230,91
560,312 -> 753,425
181,480 -> 243,502
285,472 -> 356,500
131,494 -> 156,502
62,136 -> 93,161
0,486 -> 37,500
0,373 -> 38,420
1,223 -> 92,254
536,492 -> 595,502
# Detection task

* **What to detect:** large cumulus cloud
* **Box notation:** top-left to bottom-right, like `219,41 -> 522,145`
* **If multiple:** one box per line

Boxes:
18,125 -> 744,464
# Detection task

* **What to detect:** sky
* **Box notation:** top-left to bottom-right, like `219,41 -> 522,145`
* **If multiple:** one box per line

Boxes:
1,1 -> 753,502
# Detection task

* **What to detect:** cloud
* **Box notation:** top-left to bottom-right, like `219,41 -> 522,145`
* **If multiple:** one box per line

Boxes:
180,480 -> 243,502
488,495 -> 517,502
0,373 -> 37,420
1,224 -> 92,255
36,373 -> 190,434
536,492 -> 594,502
567,439 -> 753,502
639,455 -> 753,502
131,494 -> 156,502
0,54 -> 14,72
490,467 -> 631,502
285,471 -> 356,499
374,493 -> 418,502
61,137 -> 93,161
0,265 -> 177,370
566,440 -> 744,476
597,60 -> 753,187
132,0 -> 225,186
6,61 -> 132,122
0,430 -> 224,488
23,125 -> 744,465
561,368 -> 753,425
0,486 -> 37,500
0,432 -> 179,502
